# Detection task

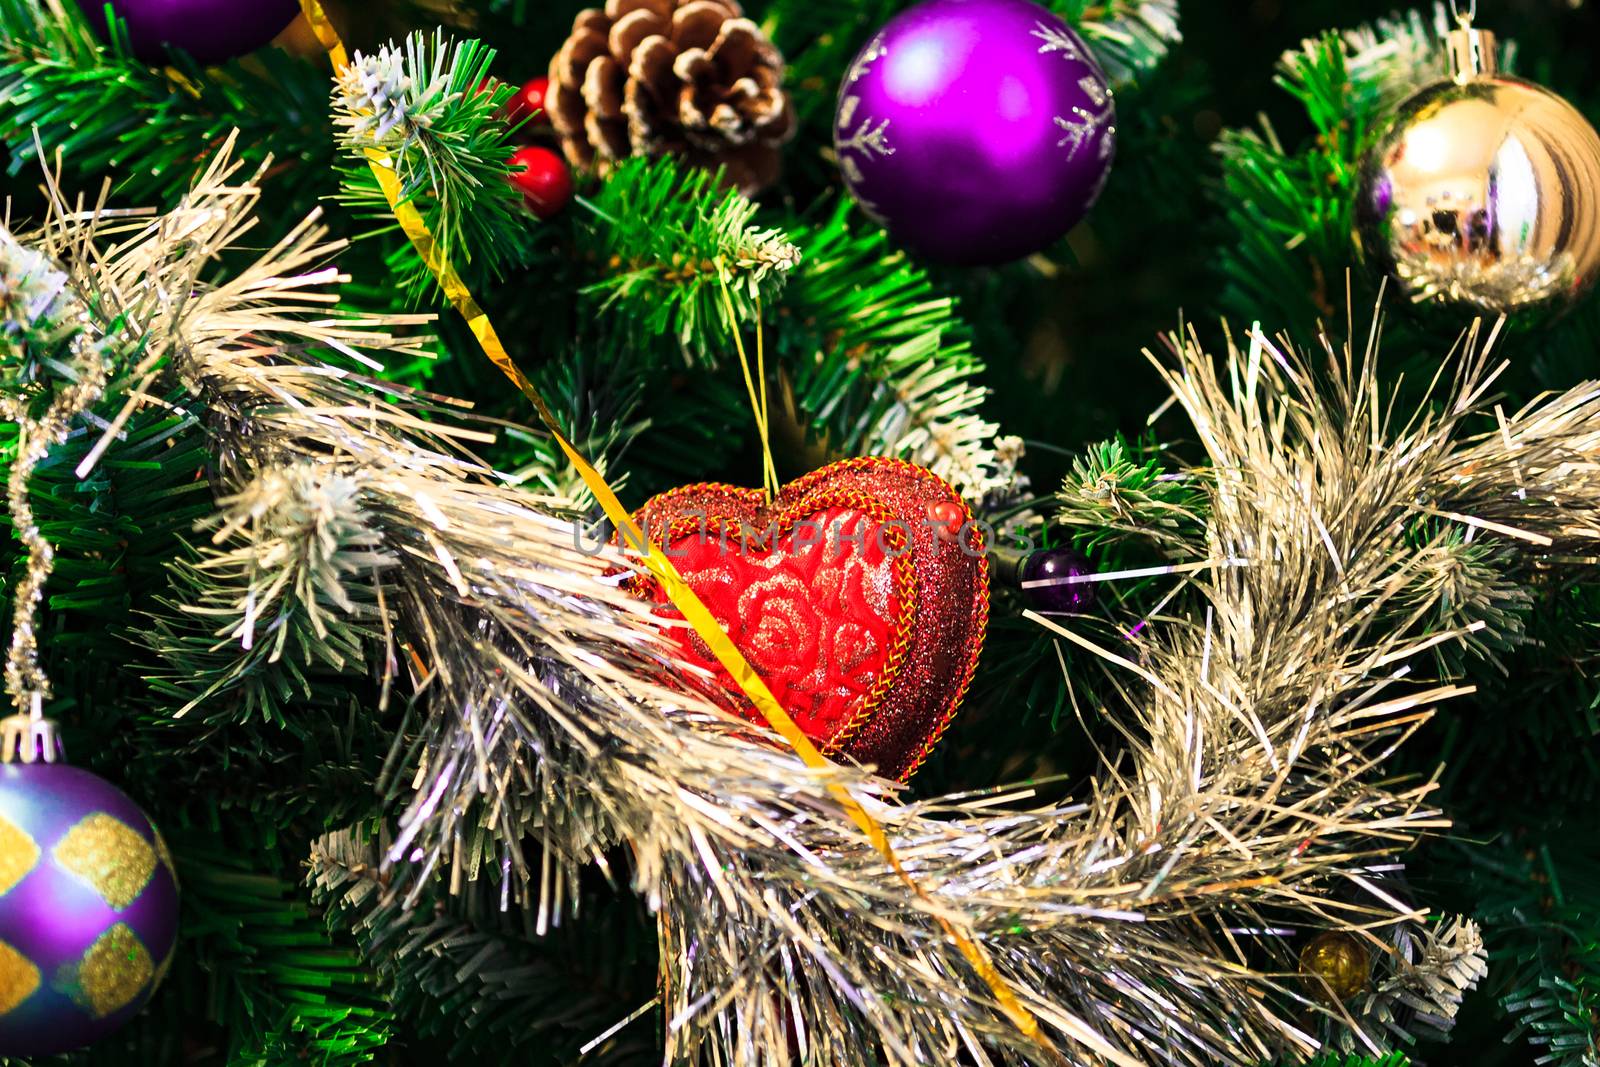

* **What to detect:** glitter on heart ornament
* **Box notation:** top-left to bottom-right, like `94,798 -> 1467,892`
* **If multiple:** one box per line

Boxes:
626,457 -> 989,781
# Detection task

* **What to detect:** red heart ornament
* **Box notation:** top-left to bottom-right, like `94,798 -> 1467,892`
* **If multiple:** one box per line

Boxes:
626,457 -> 989,780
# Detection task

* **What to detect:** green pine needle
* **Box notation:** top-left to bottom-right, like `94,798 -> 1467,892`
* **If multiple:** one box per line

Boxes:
137,466 -> 389,729
332,32 -> 533,299
777,200 -> 1003,497
578,155 -> 800,363
313,828 -> 657,1064
0,0 -> 334,211
1451,834 -> 1600,1067
176,833 -> 393,1066
1050,0 -> 1181,85
1055,434 -> 1207,552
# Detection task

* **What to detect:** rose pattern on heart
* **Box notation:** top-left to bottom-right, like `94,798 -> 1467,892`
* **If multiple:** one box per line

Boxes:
651,505 -> 911,744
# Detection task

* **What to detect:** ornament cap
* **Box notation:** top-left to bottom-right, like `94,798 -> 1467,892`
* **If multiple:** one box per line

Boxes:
1,706 -> 63,765
1446,25 -> 1497,82
987,544 -> 1029,584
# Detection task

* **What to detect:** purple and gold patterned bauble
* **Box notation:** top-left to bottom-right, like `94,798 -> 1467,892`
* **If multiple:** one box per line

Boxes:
76,0 -> 300,65
832,0 -> 1116,265
0,762 -> 178,1058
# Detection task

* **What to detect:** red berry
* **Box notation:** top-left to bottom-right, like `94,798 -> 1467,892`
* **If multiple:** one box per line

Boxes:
508,145 -> 572,220
507,75 -> 552,129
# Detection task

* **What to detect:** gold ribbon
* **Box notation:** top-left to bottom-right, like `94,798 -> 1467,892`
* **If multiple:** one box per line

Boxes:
294,3 -> 1060,1055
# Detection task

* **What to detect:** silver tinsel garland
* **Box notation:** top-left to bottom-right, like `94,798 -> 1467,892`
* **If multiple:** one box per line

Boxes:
13,139 -> 1600,1064
0,183 -> 108,758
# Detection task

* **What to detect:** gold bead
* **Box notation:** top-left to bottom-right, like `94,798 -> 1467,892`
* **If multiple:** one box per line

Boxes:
1355,36 -> 1600,320
1299,930 -> 1371,1003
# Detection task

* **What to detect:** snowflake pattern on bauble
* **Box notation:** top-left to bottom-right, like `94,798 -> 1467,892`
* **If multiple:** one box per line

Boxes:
834,32 -> 895,221
1033,22 -> 1115,163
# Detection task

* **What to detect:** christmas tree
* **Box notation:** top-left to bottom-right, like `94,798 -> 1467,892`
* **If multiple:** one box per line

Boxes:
1,0 -> 1598,1064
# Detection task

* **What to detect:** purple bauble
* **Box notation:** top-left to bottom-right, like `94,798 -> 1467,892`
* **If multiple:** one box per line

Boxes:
77,0 -> 300,65
0,762 -> 178,1057
833,0 -> 1116,264
1020,547 -> 1095,613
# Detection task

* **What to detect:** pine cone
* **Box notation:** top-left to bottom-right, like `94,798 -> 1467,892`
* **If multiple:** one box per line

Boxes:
548,0 -> 794,196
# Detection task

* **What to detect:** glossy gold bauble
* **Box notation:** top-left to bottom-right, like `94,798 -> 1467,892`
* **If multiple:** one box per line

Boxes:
1355,27 -> 1600,320
1299,930 -> 1371,1004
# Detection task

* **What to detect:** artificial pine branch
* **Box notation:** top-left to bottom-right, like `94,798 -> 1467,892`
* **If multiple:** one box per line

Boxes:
577,155 -> 800,362
778,200 -> 1009,501
0,0 -> 334,211
1420,581 -> 1600,814
28,100 -> 1600,1062
1505,977 -> 1600,1067
2,0 -> 1592,1056
332,31 -> 533,298
1210,6 -> 1537,344
311,827 -> 658,1065
1050,0 -> 1181,85
510,336 -> 651,506
418,289 -> 754,508
1395,522 -> 1532,672
422,309 -> 747,508
1211,7 -> 1479,331
1055,434 -> 1207,552
1451,834 -> 1600,1067
1,161 -> 402,1065
137,465 -> 391,727
0,398 -> 210,759
1213,30 -> 1365,329
88,149 -> 1540,1059
172,830 -> 393,1066
1208,42 -> 1600,1064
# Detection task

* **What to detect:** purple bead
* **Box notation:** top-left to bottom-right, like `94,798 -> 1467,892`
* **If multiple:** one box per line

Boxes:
76,0 -> 300,65
1021,547 -> 1095,613
833,0 -> 1116,265
0,763 -> 178,1057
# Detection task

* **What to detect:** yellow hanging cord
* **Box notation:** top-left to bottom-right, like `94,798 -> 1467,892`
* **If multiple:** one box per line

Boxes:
295,4 -> 1062,1054
755,297 -> 776,495
718,281 -> 779,499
